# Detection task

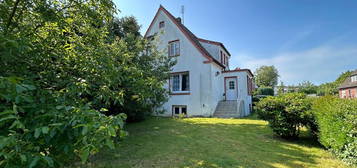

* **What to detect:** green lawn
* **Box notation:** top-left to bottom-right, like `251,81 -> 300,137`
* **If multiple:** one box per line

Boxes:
79,117 -> 351,168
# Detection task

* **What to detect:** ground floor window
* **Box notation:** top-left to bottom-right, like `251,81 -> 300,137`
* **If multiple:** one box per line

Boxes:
172,105 -> 187,116
170,71 -> 190,93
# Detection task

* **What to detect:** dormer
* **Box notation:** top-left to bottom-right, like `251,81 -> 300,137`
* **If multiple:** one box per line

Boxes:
198,38 -> 231,69
351,75 -> 357,82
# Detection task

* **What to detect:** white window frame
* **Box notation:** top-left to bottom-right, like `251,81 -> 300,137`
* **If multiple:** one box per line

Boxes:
341,90 -> 346,98
172,105 -> 187,116
351,75 -> 357,82
169,72 -> 190,94
168,40 -> 180,57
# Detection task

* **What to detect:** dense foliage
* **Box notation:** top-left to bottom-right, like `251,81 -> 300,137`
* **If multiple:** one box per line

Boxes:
0,0 -> 173,167
311,96 -> 357,165
254,65 -> 279,87
317,71 -> 352,96
297,81 -> 317,94
255,86 -> 274,96
256,93 -> 313,139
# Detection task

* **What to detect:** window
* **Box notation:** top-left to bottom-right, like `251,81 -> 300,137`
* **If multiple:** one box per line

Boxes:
229,81 -> 235,90
220,51 -> 223,64
226,56 -> 229,67
168,40 -> 180,56
159,21 -> 165,28
172,75 -> 180,91
247,76 -> 253,95
223,54 -> 226,65
172,105 -> 187,116
170,72 -> 190,93
351,75 -> 357,82
341,90 -> 346,98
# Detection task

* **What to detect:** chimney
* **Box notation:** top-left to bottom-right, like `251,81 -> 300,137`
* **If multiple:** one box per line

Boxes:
176,17 -> 182,23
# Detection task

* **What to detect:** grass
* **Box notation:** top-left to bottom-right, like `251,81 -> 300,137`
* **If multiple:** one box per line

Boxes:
78,116 -> 351,168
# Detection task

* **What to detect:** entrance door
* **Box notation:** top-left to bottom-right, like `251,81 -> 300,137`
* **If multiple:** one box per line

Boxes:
225,77 -> 238,100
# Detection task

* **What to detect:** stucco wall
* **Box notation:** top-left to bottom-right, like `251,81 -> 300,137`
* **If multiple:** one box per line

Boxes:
146,10 -> 213,117
146,9 -> 252,117
200,42 -> 220,61
222,71 -> 252,116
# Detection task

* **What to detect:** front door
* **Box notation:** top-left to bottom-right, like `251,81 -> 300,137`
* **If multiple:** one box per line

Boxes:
225,77 -> 238,100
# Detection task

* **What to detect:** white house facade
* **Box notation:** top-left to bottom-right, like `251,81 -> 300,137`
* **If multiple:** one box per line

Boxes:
145,6 -> 254,117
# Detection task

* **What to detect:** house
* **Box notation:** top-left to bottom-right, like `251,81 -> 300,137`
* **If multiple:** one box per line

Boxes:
338,70 -> 357,98
145,6 -> 254,117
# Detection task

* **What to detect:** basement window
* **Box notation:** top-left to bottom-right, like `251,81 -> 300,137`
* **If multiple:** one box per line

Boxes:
172,105 -> 187,116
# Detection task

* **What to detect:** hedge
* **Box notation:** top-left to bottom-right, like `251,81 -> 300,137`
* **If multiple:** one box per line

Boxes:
256,93 -> 313,139
311,96 -> 357,165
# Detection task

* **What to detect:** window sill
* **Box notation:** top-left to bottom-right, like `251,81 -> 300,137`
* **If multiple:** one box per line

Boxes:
169,54 -> 180,57
170,92 -> 190,95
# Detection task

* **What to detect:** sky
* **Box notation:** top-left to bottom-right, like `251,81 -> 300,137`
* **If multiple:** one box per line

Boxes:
114,0 -> 357,85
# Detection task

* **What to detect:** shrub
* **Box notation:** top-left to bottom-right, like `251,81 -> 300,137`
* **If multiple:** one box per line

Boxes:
256,93 -> 313,139
0,77 -> 127,167
256,87 -> 274,96
311,96 -> 357,165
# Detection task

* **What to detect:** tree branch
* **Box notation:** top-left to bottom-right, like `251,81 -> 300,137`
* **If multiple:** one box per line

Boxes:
5,0 -> 21,33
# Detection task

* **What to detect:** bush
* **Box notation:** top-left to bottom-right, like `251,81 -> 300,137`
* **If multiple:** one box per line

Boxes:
0,77 -> 127,167
256,93 -> 313,139
256,87 -> 274,96
311,96 -> 357,165
0,0 -> 173,167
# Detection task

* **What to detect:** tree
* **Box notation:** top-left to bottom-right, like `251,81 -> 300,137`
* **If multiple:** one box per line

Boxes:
298,81 -> 317,94
277,81 -> 285,95
110,16 -> 141,39
0,0 -> 174,167
317,71 -> 352,96
254,65 -> 279,87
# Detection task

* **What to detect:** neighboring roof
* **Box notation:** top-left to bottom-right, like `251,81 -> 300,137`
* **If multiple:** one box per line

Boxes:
338,70 -> 357,89
144,5 -> 225,68
198,38 -> 231,56
222,68 -> 254,77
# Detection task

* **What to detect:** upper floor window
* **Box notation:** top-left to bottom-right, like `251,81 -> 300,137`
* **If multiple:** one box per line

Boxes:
168,40 -> 180,56
351,75 -> 357,82
159,21 -> 165,28
170,72 -> 189,93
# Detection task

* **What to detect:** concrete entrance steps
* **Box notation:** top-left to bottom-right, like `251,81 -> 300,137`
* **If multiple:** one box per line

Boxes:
213,100 -> 240,118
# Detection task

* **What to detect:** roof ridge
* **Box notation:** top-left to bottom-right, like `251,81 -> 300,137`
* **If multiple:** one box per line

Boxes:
198,38 -> 231,56
145,5 -> 225,68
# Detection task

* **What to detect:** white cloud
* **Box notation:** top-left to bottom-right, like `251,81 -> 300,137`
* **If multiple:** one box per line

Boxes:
230,45 -> 357,85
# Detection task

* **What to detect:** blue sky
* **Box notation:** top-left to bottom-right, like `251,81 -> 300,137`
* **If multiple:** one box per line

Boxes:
114,0 -> 357,85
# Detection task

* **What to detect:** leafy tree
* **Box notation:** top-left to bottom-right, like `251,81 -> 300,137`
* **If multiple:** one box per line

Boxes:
254,65 -> 279,87
110,16 -> 141,39
277,81 -> 285,95
256,86 -> 274,96
0,0 -> 174,167
317,71 -> 352,96
298,81 -> 317,94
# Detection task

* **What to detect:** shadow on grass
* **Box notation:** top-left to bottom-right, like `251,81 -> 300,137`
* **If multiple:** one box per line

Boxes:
82,117 -> 341,168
